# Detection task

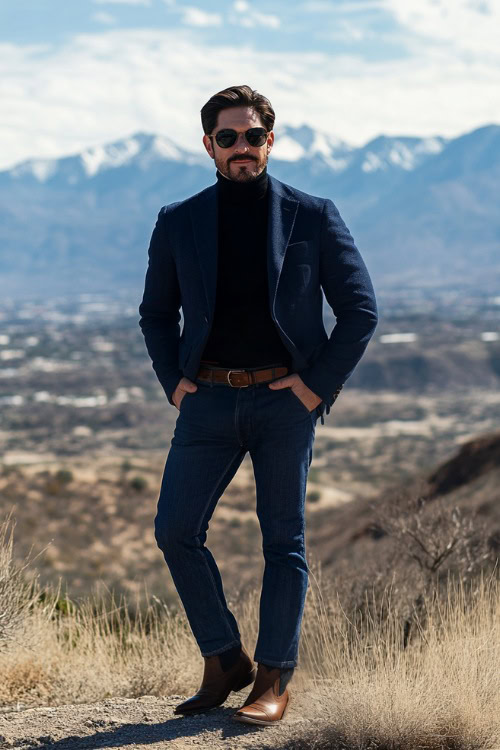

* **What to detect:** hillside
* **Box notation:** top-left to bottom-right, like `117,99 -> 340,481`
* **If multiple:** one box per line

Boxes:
2,426 -> 498,611
1,435 -> 499,750
308,431 -> 500,587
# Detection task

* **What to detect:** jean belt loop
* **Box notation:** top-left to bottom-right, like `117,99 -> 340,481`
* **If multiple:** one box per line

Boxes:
272,366 -> 275,382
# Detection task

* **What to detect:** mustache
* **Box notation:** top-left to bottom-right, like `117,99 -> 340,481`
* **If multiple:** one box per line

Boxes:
229,156 -> 257,163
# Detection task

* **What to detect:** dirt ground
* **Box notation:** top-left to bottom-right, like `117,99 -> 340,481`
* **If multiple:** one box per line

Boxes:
0,689 -> 325,749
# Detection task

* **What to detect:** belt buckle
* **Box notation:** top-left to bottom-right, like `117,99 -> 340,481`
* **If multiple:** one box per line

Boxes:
227,369 -> 248,387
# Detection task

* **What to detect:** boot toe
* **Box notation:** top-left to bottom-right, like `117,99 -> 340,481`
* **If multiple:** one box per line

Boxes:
174,691 -> 219,714
234,705 -> 269,722
233,693 -> 290,725
174,698 -> 202,715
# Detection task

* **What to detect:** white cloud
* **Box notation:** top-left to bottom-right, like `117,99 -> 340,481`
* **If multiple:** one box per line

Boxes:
378,0 -> 499,60
0,26 -> 499,171
93,0 -> 151,5
181,7 -> 223,27
301,0 -> 499,60
301,1 -> 381,11
92,11 -> 116,25
249,11 -> 280,29
300,0 -> 333,10
330,18 -> 365,41
231,1 -> 280,29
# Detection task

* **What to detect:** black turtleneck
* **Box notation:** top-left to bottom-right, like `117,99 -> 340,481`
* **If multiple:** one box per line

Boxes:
200,167 -> 292,369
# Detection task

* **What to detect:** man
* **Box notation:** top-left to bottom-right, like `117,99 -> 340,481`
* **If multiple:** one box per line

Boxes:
138,85 -> 377,725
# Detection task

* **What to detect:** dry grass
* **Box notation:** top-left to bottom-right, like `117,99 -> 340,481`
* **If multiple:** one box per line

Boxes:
0,514 -> 499,750
0,509 -> 45,650
288,564 -> 500,750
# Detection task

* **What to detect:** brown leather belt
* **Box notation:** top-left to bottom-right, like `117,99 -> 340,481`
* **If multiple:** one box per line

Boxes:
196,364 -> 288,387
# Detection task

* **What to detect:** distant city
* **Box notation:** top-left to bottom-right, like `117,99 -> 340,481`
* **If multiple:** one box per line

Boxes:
0,286 -> 498,414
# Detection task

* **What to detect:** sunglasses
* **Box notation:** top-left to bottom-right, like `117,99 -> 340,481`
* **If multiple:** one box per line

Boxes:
209,127 -> 269,149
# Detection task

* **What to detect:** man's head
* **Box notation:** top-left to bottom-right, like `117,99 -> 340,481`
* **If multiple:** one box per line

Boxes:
201,85 -> 275,182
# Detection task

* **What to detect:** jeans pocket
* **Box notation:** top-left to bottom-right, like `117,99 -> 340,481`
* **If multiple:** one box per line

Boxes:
287,387 -> 316,415
179,390 -> 197,410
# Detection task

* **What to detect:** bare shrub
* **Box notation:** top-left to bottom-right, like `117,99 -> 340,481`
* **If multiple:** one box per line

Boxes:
324,482 -> 499,653
129,475 -> 148,492
374,482 -> 493,582
55,469 -> 73,485
0,511 -> 44,650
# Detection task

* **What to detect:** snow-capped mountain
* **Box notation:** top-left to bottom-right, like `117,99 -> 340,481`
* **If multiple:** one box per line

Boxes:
273,124 -> 446,174
3,132 -> 208,186
272,124 -> 354,170
0,123 -> 498,298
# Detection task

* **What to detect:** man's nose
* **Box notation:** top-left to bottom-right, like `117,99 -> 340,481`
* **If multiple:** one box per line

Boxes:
233,132 -> 249,149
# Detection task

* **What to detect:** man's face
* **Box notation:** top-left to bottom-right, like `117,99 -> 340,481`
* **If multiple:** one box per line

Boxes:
203,106 -> 274,182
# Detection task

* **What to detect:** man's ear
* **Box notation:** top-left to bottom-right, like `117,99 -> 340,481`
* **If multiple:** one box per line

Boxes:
203,134 -> 215,160
266,130 -> 274,155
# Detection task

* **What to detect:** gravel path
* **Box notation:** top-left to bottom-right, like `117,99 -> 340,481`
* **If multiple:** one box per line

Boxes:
0,690 -> 324,749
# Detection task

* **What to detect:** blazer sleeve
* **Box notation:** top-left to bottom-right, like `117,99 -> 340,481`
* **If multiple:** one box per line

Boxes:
138,206 -> 183,406
299,198 -> 378,411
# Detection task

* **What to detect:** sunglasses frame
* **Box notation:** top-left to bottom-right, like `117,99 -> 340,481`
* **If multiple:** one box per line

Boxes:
208,127 -> 270,149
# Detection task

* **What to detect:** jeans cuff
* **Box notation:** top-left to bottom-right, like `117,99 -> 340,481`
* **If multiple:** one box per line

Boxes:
254,655 -> 297,668
201,638 -> 241,658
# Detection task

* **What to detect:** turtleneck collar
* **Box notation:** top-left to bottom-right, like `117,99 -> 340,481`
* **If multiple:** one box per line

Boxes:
216,166 -> 268,204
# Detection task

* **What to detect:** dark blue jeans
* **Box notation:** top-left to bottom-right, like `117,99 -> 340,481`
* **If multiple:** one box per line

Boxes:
154,377 -> 323,668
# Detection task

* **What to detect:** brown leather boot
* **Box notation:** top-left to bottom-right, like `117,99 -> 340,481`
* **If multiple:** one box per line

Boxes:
174,644 -> 256,715
232,662 -> 292,725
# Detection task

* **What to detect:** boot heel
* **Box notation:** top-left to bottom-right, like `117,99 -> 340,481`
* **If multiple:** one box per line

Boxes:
233,668 -> 257,692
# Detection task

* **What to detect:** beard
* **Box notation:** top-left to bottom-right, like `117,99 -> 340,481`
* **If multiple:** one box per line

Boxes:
215,152 -> 268,182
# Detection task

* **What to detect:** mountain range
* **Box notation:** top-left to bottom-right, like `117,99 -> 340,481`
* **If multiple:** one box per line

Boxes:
1,123 -> 499,298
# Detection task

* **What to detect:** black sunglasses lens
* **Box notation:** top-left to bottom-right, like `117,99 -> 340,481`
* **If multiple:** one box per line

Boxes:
246,128 -> 267,146
214,127 -> 267,148
215,130 -> 237,148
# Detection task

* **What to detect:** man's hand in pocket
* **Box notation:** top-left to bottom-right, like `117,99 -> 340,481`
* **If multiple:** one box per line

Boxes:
173,377 -> 198,410
268,373 -> 321,412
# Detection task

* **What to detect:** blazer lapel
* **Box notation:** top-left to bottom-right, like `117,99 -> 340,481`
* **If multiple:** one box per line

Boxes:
189,185 -> 218,319
267,176 -> 299,314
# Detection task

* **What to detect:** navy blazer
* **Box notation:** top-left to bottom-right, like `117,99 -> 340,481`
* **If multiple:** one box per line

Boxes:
138,173 -> 378,415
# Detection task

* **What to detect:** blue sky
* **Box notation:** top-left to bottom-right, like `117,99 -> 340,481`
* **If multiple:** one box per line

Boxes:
1,0 -> 499,169
1,0 -> 406,58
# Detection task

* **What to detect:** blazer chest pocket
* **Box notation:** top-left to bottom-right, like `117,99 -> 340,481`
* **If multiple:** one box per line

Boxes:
287,240 -> 310,254
281,241 -> 313,295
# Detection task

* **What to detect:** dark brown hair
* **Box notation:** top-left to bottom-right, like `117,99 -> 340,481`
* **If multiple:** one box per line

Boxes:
200,85 -> 275,135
